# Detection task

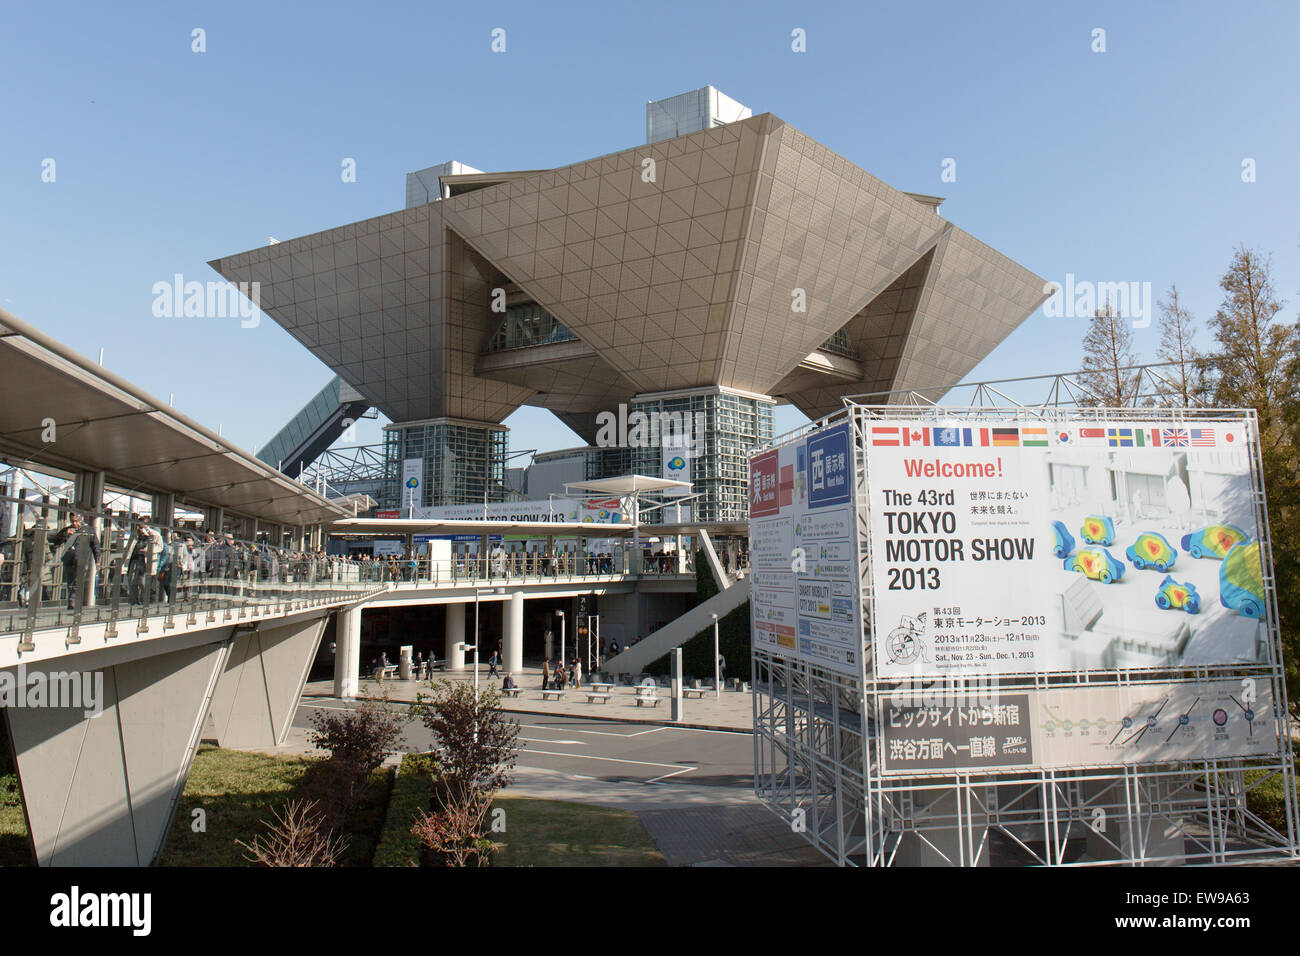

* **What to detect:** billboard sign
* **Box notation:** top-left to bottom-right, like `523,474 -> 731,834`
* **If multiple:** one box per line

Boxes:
401,458 -> 422,513
662,439 -> 691,497
374,497 -> 626,526
878,678 -> 1278,775
866,418 -> 1265,678
749,422 -> 863,677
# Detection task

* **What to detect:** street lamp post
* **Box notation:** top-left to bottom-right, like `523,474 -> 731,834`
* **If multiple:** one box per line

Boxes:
712,612 -> 720,698
556,609 -> 566,669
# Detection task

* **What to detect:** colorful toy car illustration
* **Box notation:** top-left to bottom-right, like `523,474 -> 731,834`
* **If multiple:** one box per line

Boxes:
1155,575 -> 1200,613
1180,524 -> 1249,560
1079,515 -> 1116,546
1126,531 -> 1178,571
1064,547 -> 1126,583
1051,520 -> 1075,559
1219,541 -> 1265,618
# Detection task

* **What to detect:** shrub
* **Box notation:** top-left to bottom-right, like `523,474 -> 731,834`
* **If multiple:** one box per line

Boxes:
412,680 -> 519,804
307,693 -> 405,822
411,788 -> 497,867
235,799 -> 349,867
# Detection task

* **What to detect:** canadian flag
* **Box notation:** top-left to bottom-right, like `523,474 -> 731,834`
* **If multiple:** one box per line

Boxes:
901,427 -> 930,446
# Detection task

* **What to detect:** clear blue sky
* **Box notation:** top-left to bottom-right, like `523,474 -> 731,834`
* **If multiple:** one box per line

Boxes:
3,0 -> 1297,459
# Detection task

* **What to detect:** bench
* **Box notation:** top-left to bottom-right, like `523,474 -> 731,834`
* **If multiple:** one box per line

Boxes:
585,692 -> 612,704
682,688 -> 707,699
540,689 -> 565,701
375,664 -> 398,680
634,691 -> 660,707
589,682 -> 614,693
502,686 -> 523,698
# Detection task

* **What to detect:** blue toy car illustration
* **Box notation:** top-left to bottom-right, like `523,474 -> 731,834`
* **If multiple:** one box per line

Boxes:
1155,575 -> 1200,614
1126,531 -> 1178,572
1180,524 -> 1249,560
1064,547 -> 1126,583
1219,542 -> 1265,618
1079,515 -> 1116,546
1051,520 -> 1075,559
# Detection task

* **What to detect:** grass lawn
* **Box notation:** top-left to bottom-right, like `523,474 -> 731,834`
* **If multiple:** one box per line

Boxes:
159,746 -> 391,867
489,796 -> 665,867
0,774 -> 32,866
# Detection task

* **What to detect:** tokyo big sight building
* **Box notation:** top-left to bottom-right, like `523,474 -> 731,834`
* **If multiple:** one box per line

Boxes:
211,88 -> 1049,520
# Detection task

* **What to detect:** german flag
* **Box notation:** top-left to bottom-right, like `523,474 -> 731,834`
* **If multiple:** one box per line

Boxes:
991,428 -> 1019,447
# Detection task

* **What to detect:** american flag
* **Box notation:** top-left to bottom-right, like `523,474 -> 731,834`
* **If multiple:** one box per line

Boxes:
1162,428 -> 1189,447
1190,428 -> 1215,447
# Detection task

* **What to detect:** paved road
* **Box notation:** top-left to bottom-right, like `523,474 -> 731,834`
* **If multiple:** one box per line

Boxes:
294,697 -> 755,788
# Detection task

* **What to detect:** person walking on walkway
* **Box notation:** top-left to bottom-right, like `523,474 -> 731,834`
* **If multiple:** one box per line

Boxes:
541,659 -> 551,690
488,649 -> 501,678
571,657 -> 582,690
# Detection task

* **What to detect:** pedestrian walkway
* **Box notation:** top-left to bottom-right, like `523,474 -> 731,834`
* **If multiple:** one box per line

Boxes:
303,662 -> 754,731
503,766 -> 829,867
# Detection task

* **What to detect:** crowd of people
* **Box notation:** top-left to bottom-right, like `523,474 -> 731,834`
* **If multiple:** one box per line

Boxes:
539,656 -> 585,691
0,511 -> 374,613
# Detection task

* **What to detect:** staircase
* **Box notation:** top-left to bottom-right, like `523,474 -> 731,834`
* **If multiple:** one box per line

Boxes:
603,577 -> 751,675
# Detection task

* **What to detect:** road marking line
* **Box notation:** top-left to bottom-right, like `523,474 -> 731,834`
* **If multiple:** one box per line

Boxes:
519,736 -> 586,746
518,722 -> 665,738
519,748 -> 695,771
645,766 -> 698,784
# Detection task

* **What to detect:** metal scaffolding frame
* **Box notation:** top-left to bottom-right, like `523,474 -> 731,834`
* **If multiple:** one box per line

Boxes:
752,392 -> 1299,867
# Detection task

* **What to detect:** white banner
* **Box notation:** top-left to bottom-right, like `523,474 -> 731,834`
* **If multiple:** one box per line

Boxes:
866,419 -> 1265,678
662,439 -> 691,497
382,496 -> 627,526
401,458 -> 422,514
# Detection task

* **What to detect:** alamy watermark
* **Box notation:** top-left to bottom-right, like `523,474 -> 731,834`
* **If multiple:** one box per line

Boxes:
1042,273 -> 1153,328
594,404 -> 708,453
151,274 -> 261,328
0,665 -> 104,718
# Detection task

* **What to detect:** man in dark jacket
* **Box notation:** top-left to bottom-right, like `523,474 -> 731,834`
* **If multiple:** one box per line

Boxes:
53,512 -> 101,610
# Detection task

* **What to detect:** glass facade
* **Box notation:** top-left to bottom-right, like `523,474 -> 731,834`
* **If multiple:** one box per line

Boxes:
628,389 -> 774,522
818,327 -> 860,360
585,445 -> 632,482
484,302 -> 578,352
381,420 -> 508,508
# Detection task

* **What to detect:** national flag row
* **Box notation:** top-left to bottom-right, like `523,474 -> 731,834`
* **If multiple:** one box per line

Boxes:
871,426 -> 1049,447
1066,426 -> 1224,448
871,425 -> 1229,448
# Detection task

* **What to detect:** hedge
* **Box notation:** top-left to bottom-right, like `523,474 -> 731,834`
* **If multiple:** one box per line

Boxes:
371,752 -> 437,867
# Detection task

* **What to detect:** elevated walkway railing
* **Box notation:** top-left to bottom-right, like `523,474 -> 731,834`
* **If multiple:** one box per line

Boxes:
0,497 -> 383,645
353,549 -> 695,589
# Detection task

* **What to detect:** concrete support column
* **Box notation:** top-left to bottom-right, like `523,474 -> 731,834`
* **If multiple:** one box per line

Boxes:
4,637 -> 230,866
150,492 -> 175,529
332,604 -> 362,698
74,470 -> 106,607
445,601 -> 466,670
504,591 -> 524,675
206,615 -> 327,748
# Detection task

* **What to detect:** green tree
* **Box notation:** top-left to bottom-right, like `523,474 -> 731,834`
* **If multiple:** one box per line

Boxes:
1080,300 -> 1142,405
1206,245 -> 1300,706
1154,284 -> 1209,406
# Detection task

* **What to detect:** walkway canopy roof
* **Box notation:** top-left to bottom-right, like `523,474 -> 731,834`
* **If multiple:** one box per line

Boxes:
0,308 -> 350,526
327,518 -> 636,535
563,475 -> 692,496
